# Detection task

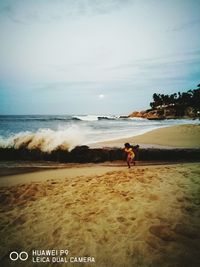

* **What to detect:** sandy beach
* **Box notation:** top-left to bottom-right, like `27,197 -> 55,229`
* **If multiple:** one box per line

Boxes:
90,124 -> 200,148
0,162 -> 200,267
0,124 -> 200,267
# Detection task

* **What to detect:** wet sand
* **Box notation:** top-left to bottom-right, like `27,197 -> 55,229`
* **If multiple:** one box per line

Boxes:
0,163 -> 200,267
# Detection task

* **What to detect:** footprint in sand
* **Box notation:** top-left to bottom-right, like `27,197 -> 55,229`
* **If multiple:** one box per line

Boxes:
0,192 -> 13,205
52,227 -> 62,240
176,197 -> 185,202
11,214 -> 29,226
116,216 -> 126,223
173,223 -> 200,239
148,194 -> 160,201
149,225 -> 177,241
193,198 -> 200,205
129,216 -> 136,221
183,204 -> 198,214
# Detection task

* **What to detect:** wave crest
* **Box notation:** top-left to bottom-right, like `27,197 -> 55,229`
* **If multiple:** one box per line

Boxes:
0,125 -> 86,152
73,115 -> 118,121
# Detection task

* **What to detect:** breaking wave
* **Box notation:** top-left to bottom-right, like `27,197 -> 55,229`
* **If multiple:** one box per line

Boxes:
73,115 -> 118,121
0,125 -> 87,152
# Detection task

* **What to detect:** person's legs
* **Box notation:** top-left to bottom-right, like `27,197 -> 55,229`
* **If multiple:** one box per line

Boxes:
127,155 -> 135,168
127,155 -> 131,168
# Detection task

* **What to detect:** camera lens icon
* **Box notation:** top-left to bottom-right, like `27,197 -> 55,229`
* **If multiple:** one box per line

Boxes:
9,251 -> 28,261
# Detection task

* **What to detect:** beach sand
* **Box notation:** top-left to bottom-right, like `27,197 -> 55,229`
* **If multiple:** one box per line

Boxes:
0,162 -> 200,267
0,124 -> 200,266
90,124 -> 200,148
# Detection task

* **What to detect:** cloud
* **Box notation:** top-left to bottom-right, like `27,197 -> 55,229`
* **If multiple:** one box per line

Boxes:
0,3 -> 27,24
0,0 -> 134,24
36,80 -> 115,91
0,0 -> 200,114
107,49 -> 200,69
169,18 -> 200,32
103,49 -> 200,84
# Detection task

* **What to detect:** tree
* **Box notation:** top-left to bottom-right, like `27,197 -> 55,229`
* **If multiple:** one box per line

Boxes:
149,84 -> 200,116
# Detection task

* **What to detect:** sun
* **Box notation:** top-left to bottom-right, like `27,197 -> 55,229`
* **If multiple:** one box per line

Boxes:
98,94 -> 105,99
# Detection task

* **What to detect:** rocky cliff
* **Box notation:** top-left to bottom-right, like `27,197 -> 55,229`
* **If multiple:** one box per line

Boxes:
129,105 -> 198,120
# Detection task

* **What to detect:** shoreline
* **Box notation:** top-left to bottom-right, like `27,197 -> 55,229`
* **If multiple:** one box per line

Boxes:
89,124 -> 200,148
0,124 -> 199,177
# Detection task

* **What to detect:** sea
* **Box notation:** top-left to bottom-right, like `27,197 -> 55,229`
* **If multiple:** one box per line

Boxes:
0,115 -> 199,152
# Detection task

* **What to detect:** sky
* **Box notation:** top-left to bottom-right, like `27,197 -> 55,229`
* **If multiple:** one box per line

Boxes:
0,0 -> 200,115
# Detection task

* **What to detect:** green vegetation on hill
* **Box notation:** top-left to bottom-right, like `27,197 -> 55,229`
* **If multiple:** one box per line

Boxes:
150,84 -> 200,117
129,84 -> 200,119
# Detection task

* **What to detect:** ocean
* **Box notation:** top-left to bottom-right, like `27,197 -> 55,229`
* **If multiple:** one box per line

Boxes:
0,115 -> 199,152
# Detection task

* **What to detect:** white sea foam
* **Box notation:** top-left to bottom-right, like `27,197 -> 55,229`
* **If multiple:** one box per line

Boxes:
73,115 -> 118,121
73,115 -> 99,121
0,125 -> 87,152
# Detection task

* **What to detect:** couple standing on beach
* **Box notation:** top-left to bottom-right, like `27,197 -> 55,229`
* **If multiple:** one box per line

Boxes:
124,143 -> 138,168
